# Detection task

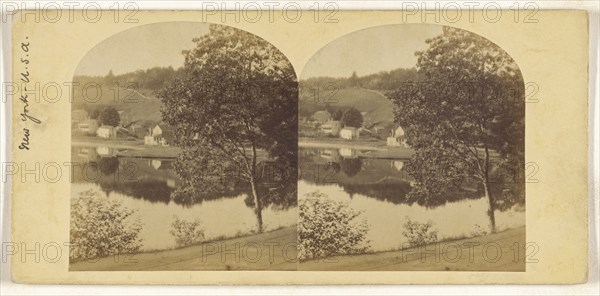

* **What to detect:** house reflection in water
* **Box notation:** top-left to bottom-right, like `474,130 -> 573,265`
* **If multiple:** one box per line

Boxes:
391,160 -> 404,172
96,146 -> 115,157
339,148 -> 358,159
76,147 -> 98,163
320,149 -> 342,163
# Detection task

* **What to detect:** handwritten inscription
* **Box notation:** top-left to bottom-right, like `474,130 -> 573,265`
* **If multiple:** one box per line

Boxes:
18,37 -> 41,151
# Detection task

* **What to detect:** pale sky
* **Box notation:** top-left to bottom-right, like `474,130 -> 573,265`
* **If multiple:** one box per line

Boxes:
300,24 -> 444,79
75,22 -> 444,78
75,22 -> 210,76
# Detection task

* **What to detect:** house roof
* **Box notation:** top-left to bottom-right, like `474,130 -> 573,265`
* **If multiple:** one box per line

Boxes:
321,120 -> 341,127
341,127 -> 357,131
311,110 -> 332,121
78,119 -> 98,126
129,119 -> 156,129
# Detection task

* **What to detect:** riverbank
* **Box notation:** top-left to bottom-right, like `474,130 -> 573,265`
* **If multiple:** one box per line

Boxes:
299,138 -> 415,159
69,226 -> 297,271
300,226 -> 526,271
72,137 -> 145,150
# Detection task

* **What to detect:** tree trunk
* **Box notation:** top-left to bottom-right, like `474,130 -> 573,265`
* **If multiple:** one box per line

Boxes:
250,176 -> 263,233
249,142 -> 263,233
483,178 -> 496,233
483,143 -> 496,233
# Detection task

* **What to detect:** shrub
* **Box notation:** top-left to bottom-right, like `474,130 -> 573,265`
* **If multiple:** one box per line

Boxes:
402,217 -> 438,248
70,190 -> 142,261
299,192 -> 370,260
170,216 -> 205,247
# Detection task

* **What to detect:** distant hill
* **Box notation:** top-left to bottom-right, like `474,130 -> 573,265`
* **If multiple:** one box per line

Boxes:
299,87 -> 395,124
71,82 -> 163,125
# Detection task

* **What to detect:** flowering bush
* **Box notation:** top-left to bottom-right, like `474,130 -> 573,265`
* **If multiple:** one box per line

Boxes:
170,216 -> 205,247
402,217 -> 438,248
70,190 -> 142,261
299,192 -> 370,260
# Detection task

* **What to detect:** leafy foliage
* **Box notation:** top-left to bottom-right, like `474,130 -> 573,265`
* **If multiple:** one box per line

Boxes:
98,106 -> 120,127
70,190 -> 142,261
387,26 -> 525,231
402,217 -> 439,248
341,107 -> 363,128
298,192 -> 370,260
159,25 -> 297,232
170,216 -> 205,247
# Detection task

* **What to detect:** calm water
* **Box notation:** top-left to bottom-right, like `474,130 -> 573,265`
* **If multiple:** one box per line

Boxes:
71,146 -> 297,251
71,145 -> 525,253
298,147 -> 525,252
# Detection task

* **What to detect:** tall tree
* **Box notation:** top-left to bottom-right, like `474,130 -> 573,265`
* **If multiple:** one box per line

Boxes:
388,27 -> 525,233
98,106 -> 120,127
159,25 -> 298,232
341,107 -> 363,128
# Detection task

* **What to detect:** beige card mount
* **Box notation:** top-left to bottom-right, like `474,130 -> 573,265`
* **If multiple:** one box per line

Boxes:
8,10 -> 588,284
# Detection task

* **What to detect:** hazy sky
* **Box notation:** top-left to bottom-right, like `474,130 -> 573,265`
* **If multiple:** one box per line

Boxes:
75,22 -> 443,78
75,22 -> 210,76
300,24 -> 443,79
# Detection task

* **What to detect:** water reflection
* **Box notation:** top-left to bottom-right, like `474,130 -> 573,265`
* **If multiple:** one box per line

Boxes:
299,147 -> 525,252
71,146 -> 297,251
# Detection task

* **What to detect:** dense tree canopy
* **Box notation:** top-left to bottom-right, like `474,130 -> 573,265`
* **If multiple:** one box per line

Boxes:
388,27 -> 525,232
98,106 -> 120,126
159,25 -> 298,232
341,107 -> 363,128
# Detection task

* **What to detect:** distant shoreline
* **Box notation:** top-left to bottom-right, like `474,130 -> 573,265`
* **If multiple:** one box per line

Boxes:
298,138 -> 415,160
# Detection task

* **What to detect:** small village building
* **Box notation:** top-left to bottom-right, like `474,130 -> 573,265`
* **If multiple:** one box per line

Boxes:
129,120 -> 156,139
320,120 -> 342,135
77,119 -> 99,135
145,124 -> 175,146
311,110 -> 332,123
96,125 -> 117,139
387,126 -> 408,147
340,127 -> 360,140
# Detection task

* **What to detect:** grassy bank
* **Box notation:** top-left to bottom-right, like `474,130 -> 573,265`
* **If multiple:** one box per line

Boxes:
69,226 -> 297,271
70,226 -> 525,271
299,226 -> 526,271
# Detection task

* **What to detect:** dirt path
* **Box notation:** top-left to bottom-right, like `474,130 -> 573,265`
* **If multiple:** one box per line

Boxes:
300,227 -> 526,271
70,227 -> 298,271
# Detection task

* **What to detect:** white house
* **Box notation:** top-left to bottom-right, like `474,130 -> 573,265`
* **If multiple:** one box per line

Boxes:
96,125 -> 117,139
340,127 -> 359,140
387,126 -> 408,147
145,124 -> 174,146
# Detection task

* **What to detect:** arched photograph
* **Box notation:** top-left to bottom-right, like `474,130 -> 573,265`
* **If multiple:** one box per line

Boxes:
69,22 -> 298,271
297,24 -> 526,271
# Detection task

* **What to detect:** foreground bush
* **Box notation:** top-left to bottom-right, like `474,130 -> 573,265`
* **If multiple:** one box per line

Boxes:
402,217 -> 438,248
170,216 -> 205,247
299,192 -> 370,260
70,190 -> 143,261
